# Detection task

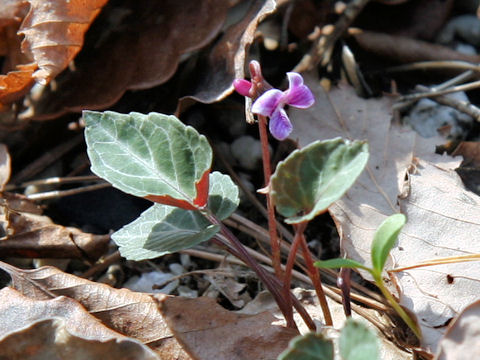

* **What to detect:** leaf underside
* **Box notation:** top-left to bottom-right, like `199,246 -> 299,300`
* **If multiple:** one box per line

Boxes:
270,138 -> 369,224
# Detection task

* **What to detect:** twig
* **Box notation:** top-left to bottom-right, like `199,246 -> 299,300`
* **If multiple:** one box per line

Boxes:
12,134 -> 84,183
397,79 -> 480,103
382,60 -> 480,75
26,182 -> 110,201
5,175 -> 101,191
81,250 -> 121,278
293,0 -> 371,71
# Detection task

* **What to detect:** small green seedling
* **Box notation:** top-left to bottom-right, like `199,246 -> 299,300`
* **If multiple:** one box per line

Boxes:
315,214 -> 422,339
278,318 -> 379,360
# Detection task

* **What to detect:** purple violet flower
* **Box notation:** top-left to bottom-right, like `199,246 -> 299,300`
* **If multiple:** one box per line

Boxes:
251,72 -> 314,140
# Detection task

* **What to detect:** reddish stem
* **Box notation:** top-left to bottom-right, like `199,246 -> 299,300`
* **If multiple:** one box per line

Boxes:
283,222 -> 307,328
257,114 -> 282,280
299,230 -> 333,326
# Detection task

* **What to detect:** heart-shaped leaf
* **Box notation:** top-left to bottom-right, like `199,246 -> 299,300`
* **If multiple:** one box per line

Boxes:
371,213 -> 406,275
84,111 -> 212,209
111,204 -> 219,261
270,138 -> 368,224
207,171 -> 239,220
278,332 -> 334,360
339,319 -> 379,360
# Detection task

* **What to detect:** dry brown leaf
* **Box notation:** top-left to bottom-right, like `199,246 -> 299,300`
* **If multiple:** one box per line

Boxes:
0,287 -> 159,359
0,144 -> 11,190
18,0 -> 110,84
0,261 -> 300,359
289,77 -> 462,352
452,141 -> 480,167
160,296 -> 298,360
435,300 -> 480,360
0,192 -> 109,260
239,289 -> 413,360
0,261 -> 191,359
0,63 -> 36,107
0,318 -> 159,360
393,159 -> 480,351
26,0 -> 232,120
289,77 -> 453,273
0,0 -> 27,27
177,0 -> 277,108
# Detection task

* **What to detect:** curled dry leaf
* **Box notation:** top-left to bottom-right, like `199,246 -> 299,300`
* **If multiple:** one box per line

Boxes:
0,287 -> 159,359
0,63 -> 36,109
435,300 -> 480,360
26,0 -> 232,120
0,261 -> 191,359
18,0 -> 110,84
0,192 -> 109,260
178,0 -> 277,107
160,296 -> 298,360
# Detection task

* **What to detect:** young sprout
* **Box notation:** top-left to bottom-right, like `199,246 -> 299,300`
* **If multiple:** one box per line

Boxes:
315,213 -> 422,340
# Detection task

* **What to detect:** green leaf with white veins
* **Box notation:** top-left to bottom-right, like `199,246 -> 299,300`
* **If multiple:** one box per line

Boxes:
111,172 -> 238,261
84,111 -> 212,208
207,171 -> 239,220
270,138 -> 368,224
112,204 -> 220,261
339,319 -> 379,360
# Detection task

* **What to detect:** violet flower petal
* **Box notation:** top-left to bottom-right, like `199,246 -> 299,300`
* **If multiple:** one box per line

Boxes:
233,79 -> 252,97
284,72 -> 315,108
269,108 -> 292,140
251,89 -> 283,116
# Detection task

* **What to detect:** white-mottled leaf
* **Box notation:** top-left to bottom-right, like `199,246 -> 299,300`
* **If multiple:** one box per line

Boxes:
208,171 -> 239,220
112,204 -> 219,261
84,111 -> 212,206
339,319 -> 379,360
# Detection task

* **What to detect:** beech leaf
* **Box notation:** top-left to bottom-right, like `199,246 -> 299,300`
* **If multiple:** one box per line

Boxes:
18,0 -> 109,84
277,332 -> 334,360
270,138 -> 368,224
339,319 -> 379,360
84,111 -> 212,209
